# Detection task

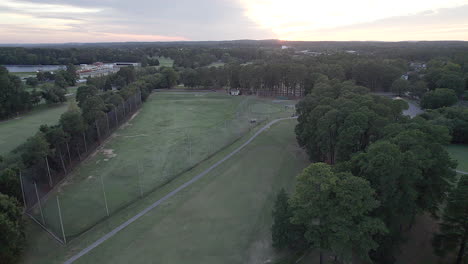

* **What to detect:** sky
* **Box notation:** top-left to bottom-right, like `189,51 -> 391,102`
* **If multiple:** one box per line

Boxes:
0,0 -> 468,43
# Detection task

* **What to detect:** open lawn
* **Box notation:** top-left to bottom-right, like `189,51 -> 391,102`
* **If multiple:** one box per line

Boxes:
446,144 -> 468,172
21,107 -> 307,264
11,72 -> 36,78
0,103 -> 70,155
157,57 -> 174,67
25,92 -> 297,244
206,61 -> 225,68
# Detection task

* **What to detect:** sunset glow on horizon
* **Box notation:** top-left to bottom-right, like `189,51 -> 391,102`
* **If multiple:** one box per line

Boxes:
0,0 -> 467,43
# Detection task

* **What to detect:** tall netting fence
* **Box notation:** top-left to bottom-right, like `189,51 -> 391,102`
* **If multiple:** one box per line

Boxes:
21,92 -> 142,244
20,94 -> 296,244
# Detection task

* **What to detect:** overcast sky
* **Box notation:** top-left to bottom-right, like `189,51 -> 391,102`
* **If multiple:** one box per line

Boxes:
0,0 -> 467,43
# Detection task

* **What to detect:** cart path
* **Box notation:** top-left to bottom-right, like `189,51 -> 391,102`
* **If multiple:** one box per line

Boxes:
63,116 -> 297,264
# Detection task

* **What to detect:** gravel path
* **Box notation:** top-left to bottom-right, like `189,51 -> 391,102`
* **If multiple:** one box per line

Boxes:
63,117 -> 297,264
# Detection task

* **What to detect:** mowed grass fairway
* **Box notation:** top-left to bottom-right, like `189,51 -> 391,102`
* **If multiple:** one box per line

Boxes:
28,92 -> 296,244
446,144 -> 468,172
21,116 -> 307,264
0,103 -> 69,155
76,119 -> 308,264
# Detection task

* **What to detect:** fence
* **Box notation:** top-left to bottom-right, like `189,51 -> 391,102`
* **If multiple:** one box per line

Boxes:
20,94 -> 295,244
21,92 -> 142,244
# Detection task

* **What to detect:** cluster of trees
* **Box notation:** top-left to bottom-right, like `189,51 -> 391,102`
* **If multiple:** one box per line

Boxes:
88,66 -> 178,93
0,64 -> 79,120
407,58 -> 468,110
425,59 -> 467,97
421,106 -> 468,144
176,55 -> 409,97
273,80 -> 460,263
0,67 -> 33,119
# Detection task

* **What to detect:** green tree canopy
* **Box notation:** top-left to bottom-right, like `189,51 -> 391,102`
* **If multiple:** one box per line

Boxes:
421,88 -> 458,109
433,175 -> 468,264
290,163 -> 385,263
0,193 -> 25,264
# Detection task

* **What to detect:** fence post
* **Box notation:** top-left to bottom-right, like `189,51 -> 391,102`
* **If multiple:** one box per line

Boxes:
137,162 -> 143,197
106,113 -> 110,136
76,144 -> 82,161
58,148 -> 67,174
83,132 -> 88,153
114,107 -> 119,125
100,174 -> 110,216
56,196 -> 67,244
19,172 -> 27,210
65,141 -> 72,165
34,182 -> 45,225
95,120 -> 102,144
45,156 -> 53,187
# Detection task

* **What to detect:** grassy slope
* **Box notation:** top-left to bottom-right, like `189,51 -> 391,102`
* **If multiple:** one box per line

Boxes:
446,144 -> 468,172
0,103 -> 69,155
21,118 -> 308,264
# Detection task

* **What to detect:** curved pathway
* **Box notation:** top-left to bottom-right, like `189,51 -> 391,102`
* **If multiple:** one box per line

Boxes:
64,116 -> 297,264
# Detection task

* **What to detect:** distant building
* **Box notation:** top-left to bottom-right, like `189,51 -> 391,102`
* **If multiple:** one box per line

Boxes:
281,45 -> 289,50
114,62 -> 141,67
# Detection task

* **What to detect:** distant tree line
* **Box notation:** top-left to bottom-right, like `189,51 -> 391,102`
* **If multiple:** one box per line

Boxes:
272,80 -> 461,263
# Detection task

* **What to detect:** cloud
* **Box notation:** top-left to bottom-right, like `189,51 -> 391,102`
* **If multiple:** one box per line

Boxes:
0,0 -> 467,43
0,0 -> 272,43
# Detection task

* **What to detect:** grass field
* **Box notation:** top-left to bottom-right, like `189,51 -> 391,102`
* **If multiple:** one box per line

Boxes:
157,57 -> 174,67
446,144 -> 468,172
0,103 -> 70,155
206,61 -> 225,68
0,86 -> 77,155
11,72 -> 36,78
26,92 -> 296,243
21,105 -> 306,264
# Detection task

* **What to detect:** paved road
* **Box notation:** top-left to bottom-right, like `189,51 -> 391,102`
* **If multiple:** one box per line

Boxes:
64,116 -> 297,264
373,92 -> 423,118
456,170 -> 468,175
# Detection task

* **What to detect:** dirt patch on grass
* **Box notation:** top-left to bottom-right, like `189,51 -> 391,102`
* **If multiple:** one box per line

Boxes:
102,149 -> 117,159
119,110 -> 141,129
